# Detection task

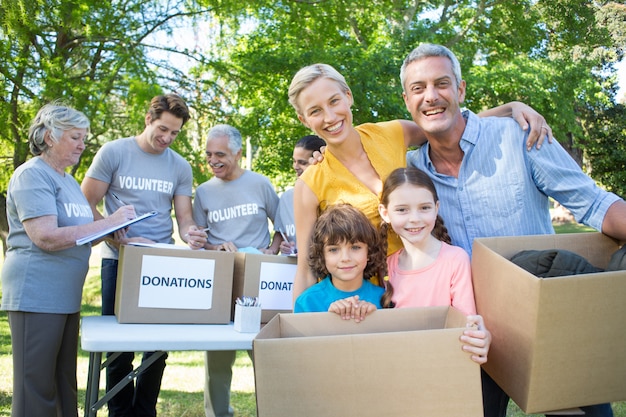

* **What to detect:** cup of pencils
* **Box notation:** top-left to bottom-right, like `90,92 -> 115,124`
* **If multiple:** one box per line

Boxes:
234,296 -> 262,333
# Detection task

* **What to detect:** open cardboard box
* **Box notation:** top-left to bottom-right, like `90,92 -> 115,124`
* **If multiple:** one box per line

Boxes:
253,306 -> 483,417
472,232 -> 626,413
232,253 -> 296,323
114,245 -> 235,324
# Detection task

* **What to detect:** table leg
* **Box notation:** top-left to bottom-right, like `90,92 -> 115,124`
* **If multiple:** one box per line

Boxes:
85,351 -> 167,416
85,352 -> 102,417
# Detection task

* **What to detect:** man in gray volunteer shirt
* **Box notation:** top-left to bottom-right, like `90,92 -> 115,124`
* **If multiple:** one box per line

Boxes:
81,94 -> 207,417
193,124 -> 281,417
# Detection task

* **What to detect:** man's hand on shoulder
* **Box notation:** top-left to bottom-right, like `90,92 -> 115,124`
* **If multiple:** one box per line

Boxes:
308,145 -> 326,165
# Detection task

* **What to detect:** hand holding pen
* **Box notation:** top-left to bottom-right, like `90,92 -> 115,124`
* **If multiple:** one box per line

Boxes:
278,230 -> 296,255
185,225 -> 209,250
109,192 -> 136,221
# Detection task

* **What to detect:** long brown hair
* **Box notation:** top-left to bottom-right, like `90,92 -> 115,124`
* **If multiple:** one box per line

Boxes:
308,204 -> 387,284
379,167 -> 451,308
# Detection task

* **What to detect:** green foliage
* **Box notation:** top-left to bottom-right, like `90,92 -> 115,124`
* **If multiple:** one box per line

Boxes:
580,103 -> 626,198
187,0 -> 625,192
1,0 -> 625,230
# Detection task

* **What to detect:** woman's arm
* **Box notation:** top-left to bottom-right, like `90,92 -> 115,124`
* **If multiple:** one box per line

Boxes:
478,101 -> 553,150
292,179 -> 320,303
23,206 -> 135,252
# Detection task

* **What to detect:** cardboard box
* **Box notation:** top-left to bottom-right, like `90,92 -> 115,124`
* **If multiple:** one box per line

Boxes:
253,307 -> 483,417
232,253 -> 296,323
472,233 -> 626,413
115,245 -> 235,324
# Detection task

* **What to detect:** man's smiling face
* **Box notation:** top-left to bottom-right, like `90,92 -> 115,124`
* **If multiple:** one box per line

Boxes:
402,56 -> 466,136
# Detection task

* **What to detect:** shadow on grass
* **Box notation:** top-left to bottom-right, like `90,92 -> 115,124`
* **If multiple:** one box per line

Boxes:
81,303 -> 102,317
0,312 -> 11,356
0,390 -> 11,415
79,389 -> 258,417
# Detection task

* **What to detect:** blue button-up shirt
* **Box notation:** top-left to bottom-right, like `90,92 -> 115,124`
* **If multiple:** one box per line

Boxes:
407,110 -> 619,256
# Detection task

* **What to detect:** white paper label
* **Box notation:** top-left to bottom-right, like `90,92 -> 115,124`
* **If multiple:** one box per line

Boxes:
257,262 -> 296,310
138,255 -> 216,310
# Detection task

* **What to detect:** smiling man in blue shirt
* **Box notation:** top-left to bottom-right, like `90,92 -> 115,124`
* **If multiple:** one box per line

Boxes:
403,43 -> 626,417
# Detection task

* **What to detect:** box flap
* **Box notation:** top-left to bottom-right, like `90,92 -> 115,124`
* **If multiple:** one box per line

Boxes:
256,306 -> 463,340
473,233 -> 619,269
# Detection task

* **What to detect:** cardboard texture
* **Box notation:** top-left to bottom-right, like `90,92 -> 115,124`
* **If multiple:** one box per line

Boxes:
253,307 -> 483,417
115,245 -> 235,324
232,253 -> 296,323
472,233 -> 626,413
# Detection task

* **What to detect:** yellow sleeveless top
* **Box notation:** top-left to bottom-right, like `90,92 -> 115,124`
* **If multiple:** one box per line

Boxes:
300,120 -> 406,257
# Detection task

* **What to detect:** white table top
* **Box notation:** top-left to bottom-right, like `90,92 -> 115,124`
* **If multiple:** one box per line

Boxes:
80,316 -> 256,352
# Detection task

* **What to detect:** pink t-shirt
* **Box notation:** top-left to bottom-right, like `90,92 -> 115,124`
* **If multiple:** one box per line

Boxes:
386,242 -> 476,315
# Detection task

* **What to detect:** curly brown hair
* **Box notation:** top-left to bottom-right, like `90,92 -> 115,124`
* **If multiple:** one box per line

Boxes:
308,204 -> 387,285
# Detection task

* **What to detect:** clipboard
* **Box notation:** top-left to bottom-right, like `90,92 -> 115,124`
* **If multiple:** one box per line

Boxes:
76,210 -> 158,246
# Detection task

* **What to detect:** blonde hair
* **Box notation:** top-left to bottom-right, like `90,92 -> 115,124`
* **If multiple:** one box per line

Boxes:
288,64 -> 351,115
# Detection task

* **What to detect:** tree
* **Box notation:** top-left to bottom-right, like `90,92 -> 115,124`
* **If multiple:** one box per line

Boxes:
189,0 -> 625,190
1,0 -> 624,253
0,0 -> 212,253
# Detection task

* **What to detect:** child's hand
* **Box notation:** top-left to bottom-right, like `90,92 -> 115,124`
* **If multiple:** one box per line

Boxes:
460,314 -> 491,364
328,295 -> 377,323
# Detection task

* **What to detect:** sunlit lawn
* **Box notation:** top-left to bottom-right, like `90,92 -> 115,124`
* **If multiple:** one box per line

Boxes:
0,222 -> 624,416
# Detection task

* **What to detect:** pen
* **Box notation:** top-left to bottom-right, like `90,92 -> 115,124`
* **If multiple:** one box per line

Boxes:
278,230 -> 295,255
110,192 -> 127,206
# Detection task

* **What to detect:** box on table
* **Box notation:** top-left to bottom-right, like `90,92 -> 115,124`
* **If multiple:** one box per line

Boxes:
232,253 -> 296,323
472,232 -> 626,413
253,306 -> 483,417
114,245 -> 235,324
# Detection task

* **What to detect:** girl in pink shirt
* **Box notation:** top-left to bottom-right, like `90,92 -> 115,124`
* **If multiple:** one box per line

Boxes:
379,167 -> 491,364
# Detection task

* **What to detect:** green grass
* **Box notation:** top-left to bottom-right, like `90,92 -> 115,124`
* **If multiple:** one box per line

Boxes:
0,222 -> 624,416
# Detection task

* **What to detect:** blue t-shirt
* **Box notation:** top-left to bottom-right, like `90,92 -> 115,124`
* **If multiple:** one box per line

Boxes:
294,276 -> 384,313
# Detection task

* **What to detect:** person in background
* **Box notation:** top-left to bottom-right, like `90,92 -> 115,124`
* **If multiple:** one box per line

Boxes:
402,43 -> 622,417
81,94 -> 206,417
1,103 -> 135,417
192,124 -> 280,417
274,134 -> 326,255
378,167 -> 489,364
294,204 -> 386,323
287,62 -> 553,302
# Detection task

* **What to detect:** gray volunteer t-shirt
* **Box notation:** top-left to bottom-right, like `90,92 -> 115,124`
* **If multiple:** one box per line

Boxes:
193,170 -> 279,249
85,136 -> 193,259
274,188 -> 296,246
1,157 -> 93,313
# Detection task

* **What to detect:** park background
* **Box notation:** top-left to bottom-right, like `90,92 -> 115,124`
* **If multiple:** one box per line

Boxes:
1,1 -> 626,415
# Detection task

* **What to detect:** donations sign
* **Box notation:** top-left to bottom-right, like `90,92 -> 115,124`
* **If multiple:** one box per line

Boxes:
138,255 -> 216,310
